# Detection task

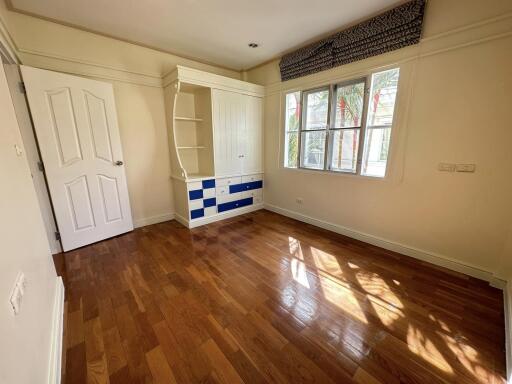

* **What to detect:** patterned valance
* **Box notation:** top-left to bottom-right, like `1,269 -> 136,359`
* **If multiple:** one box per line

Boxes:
279,0 -> 426,81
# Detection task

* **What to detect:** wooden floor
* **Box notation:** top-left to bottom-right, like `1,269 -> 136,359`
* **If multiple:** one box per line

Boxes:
54,210 -> 506,384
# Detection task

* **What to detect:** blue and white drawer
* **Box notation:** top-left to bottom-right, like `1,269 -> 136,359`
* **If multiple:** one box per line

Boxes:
216,174 -> 263,213
187,179 -> 217,220
187,174 -> 263,220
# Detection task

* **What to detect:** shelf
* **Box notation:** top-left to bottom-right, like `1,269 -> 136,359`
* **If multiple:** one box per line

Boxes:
186,173 -> 214,180
177,146 -> 207,149
175,116 -> 203,122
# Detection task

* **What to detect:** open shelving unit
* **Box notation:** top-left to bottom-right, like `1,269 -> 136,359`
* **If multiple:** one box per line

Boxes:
167,82 -> 214,179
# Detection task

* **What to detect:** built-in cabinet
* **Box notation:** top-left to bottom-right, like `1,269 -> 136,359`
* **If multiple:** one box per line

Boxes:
213,89 -> 263,176
163,66 -> 264,228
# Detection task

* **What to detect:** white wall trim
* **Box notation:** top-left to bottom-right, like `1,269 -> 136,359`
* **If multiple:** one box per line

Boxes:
133,212 -> 175,228
47,276 -> 64,384
264,203 -> 505,285
0,11 -> 19,63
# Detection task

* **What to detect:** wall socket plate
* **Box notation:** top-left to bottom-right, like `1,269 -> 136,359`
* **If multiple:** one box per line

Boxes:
438,163 -> 456,172
296,197 -> 304,204
455,164 -> 476,173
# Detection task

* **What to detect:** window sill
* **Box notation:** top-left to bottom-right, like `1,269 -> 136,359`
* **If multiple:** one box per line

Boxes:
281,166 -> 389,182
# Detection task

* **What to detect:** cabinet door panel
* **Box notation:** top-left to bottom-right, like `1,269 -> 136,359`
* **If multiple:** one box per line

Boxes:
242,95 -> 263,174
213,89 -> 243,176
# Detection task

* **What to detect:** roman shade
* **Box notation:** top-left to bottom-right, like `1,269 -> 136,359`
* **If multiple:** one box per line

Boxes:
279,0 -> 426,81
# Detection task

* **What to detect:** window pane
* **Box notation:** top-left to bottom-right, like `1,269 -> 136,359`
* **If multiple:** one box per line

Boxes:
329,129 -> 359,173
304,89 -> 329,130
362,127 -> 391,177
285,92 -> 300,132
284,132 -> 298,168
333,82 -> 364,128
301,131 -> 326,169
367,68 -> 399,127
362,68 -> 399,177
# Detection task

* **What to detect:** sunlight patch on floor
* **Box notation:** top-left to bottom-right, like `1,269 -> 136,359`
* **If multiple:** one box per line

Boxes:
407,325 -> 454,374
310,247 -> 343,278
318,274 -> 368,324
356,272 -> 403,309
291,258 -> 310,288
438,332 -> 498,384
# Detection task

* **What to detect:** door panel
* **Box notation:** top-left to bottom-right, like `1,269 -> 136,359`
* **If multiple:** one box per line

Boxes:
212,89 -> 242,176
65,175 -> 95,231
97,174 -> 122,223
84,91 -> 114,163
47,87 -> 83,166
21,66 -> 133,251
242,95 -> 263,174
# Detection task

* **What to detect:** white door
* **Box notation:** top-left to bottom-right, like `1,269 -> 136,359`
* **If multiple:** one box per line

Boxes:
241,95 -> 263,174
212,89 -> 243,176
21,66 -> 133,251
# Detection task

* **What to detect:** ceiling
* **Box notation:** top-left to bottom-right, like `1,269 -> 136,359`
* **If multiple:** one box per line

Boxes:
9,0 -> 403,70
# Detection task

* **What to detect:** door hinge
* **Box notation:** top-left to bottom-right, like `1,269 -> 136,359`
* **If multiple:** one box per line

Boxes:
19,81 -> 26,94
37,161 -> 45,172
55,231 -> 61,241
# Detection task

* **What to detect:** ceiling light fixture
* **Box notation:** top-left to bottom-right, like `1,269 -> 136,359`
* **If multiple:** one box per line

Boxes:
248,43 -> 259,48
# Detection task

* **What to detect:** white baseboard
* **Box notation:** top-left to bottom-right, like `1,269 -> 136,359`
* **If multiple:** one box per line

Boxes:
48,276 -> 64,384
133,212 -> 175,228
264,203 -> 503,285
175,204 -> 264,229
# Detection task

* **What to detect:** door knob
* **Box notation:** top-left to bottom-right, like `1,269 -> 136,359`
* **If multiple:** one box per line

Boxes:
114,160 -> 124,166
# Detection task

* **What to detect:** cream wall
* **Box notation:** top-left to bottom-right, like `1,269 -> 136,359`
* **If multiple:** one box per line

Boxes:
0,60 -> 58,384
246,0 -> 512,282
0,1 -> 240,229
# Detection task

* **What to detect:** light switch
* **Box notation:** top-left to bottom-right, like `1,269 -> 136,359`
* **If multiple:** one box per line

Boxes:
14,144 -> 23,157
456,164 -> 476,173
9,272 -> 27,315
438,163 -> 455,172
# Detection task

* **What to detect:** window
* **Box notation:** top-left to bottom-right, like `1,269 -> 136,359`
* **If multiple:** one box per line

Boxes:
284,68 -> 399,178
284,91 -> 300,168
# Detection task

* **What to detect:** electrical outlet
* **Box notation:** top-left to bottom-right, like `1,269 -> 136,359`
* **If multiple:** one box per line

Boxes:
456,164 -> 476,173
296,197 -> 303,205
438,163 -> 455,172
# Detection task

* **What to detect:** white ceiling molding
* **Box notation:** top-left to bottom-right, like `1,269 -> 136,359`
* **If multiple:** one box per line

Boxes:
8,0 -> 402,70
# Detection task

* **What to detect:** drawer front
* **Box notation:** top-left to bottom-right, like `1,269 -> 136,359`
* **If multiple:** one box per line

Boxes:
217,192 -> 241,204
203,188 -> 215,198
189,199 -> 203,210
204,206 -> 217,217
187,181 -> 203,191
217,197 -> 253,213
216,186 -> 228,196
216,176 -> 242,187
241,189 -> 262,199
242,174 -> 263,183
202,179 -> 216,189
229,180 -> 263,194
190,208 -> 204,220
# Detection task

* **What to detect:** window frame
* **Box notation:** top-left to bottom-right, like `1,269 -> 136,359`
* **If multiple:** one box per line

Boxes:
299,86 -> 331,170
284,68 -> 399,178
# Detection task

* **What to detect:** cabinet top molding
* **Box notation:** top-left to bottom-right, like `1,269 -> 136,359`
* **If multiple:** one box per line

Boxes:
163,65 -> 264,97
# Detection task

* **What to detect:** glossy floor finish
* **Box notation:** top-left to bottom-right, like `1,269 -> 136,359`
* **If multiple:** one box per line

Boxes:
54,210 -> 506,384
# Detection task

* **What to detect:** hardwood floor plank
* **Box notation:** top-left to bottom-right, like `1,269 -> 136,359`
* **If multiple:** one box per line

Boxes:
55,210 -> 506,384
146,346 -> 177,384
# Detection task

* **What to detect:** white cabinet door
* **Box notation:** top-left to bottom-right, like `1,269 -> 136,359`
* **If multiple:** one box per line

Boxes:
241,95 -> 263,174
212,89 -> 244,176
21,66 -> 133,251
